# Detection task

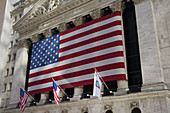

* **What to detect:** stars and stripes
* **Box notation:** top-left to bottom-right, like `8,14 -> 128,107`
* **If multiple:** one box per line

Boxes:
28,11 -> 126,94
20,88 -> 28,112
53,80 -> 60,105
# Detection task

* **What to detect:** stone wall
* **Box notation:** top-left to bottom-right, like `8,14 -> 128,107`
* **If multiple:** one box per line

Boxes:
4,90 -> 170,113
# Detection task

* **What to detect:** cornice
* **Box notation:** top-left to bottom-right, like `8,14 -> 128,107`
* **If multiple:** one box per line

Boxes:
13,0 -> 93,37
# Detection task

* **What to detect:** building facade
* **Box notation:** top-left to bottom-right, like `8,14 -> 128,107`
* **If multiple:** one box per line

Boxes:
0,0 -> 170,113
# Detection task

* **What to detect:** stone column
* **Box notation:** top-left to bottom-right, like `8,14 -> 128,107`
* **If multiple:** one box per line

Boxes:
37,92 -> 49,105
114,80 -> 128,95
70,86 -> 83,101
110,0 -> 128,95
134,0 -> 167,91
9,39 -> 31,108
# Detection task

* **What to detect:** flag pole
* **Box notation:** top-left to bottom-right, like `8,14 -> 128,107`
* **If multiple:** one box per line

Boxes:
94,67 -> 110,92
52,77 -> 69,98
20,87 -> 35,101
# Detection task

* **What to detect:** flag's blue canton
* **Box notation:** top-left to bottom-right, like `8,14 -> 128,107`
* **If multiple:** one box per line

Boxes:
53,80 -> 58,91
20,88 -> 25,98
30,34 -> 60,70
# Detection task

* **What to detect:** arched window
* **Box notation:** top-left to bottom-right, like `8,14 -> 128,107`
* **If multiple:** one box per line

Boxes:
105,110 -> 113,113
131,108 -> 141,113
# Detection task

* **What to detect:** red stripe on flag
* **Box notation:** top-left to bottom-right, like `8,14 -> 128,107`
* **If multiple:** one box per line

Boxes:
29,41 -> 123,78
28,62 -> 125,87
28,74 -> 126,94
59,21 -> 121,44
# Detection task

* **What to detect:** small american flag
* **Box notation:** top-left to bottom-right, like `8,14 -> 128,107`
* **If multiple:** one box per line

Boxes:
53,80 -> 60,105
28,11 -> 126,94
20,88 -> 28,112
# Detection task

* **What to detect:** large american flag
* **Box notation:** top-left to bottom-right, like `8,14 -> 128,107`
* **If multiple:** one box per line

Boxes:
28,11 -> 126,94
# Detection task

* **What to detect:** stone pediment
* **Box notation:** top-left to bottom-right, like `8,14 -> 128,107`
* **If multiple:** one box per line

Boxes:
13,0 -> 92,37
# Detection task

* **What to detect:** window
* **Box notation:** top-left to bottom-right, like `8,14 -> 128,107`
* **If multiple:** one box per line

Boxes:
8,55 -> 11,62
6,69 -> 9,77
82,84 -> 93,98
83,14 -> 93,23
14,16 -> 17,22
15,39 -> 18,43
106,110 -> 113,113
3,83 -> 7,92
101,6 -> 112,17
51,28 -> 60,36
0,99 -> 4,108
11,67 -> 14,75
131,108 -> 141,113
7,83 -> 12,91
10,41 -> 13,49
19,14 -> 22,18
13,53 -> 16,61
66,21 -> 75,30
123,0 -> 142,93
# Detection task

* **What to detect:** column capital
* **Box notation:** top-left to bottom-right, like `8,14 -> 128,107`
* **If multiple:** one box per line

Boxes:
43,29 -> 51,38
73,16 -> 83,26
30,34 -> 40,43
58,23 -> 66,32
90,8 -> 101,20
109,0 -> 125,12
16,39 -> 32,49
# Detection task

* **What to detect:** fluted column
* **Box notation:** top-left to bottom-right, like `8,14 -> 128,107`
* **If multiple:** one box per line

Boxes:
9,39 -> 31,108
133,0 -> 167,91
70,86 -> 83,101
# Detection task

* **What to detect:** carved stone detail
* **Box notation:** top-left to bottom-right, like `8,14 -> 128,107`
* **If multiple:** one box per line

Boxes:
130,101 -> 139,108
73,16 -> 83,26
61,109 -> 68,113
16,39 -> 32,49
104,105 -> 112,111
81,107 -> 88,113
30,34 -> 40,43
43,29 -> 51,38
109,0 -> 124,12
91,9 -> 101,20
48,0 -> 63,11
58,23 -> 66,32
